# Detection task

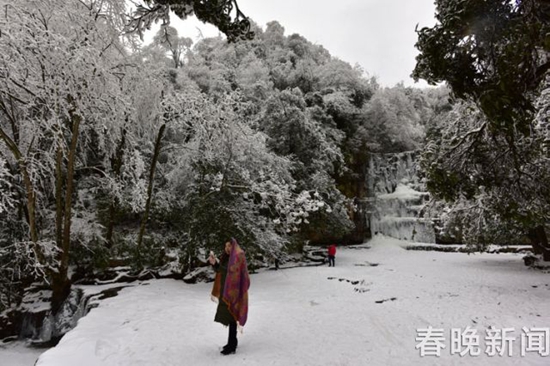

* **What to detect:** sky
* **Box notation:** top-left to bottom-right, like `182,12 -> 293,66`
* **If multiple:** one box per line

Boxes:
146,0 -> 438,87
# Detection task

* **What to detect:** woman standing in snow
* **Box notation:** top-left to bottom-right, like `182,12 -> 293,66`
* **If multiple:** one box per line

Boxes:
208,238 -> 250,355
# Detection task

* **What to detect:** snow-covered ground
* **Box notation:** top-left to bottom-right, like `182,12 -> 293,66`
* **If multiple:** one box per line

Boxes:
4,236 -> 550,365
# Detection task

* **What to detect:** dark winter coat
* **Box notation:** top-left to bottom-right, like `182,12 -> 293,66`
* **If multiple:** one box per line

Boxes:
212,254 -> 235,326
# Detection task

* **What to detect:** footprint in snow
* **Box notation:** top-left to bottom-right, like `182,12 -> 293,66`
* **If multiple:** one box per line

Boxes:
354,262 -> 380,267
328,277 -> 372,293
375,297 -> 397,304
354,279 -> 373,294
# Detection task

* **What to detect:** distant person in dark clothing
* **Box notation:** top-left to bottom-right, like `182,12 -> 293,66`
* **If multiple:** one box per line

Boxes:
328,244 -> 336,267
208,238 -> 250,355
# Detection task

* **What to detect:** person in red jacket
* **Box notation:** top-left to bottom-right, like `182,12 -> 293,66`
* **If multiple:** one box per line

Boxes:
327,244 -> 336,267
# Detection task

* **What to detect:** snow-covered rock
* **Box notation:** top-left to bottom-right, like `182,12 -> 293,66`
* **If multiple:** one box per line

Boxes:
183,266 -> 215,284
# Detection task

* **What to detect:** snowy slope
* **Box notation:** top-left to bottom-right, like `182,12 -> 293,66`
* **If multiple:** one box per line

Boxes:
9,236 -> 550,365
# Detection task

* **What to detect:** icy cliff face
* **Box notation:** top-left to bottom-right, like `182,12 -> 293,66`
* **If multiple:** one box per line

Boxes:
367,151 -> 435,243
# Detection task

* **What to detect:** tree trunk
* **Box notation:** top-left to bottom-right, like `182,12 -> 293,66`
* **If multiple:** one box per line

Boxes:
19,159 -> 38,244
50,273 -> 71,315
528,225 -> 550,261
51,135 -> 68,314
105,202 -> 117,249
52,146 -> 68,314
51,114 -> 80,313
136,124 -> 166,263
55,145 -> 64,252
0,127 -> 43,262
106,128 -> 127,249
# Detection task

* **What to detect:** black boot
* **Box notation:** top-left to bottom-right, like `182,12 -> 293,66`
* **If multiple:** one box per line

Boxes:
221,322 -> 238,355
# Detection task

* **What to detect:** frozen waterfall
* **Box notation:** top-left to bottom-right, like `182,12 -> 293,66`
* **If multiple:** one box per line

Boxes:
367,151 -> 435,243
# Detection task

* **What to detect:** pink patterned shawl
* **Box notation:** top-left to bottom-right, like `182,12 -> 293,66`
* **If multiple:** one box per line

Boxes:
212,238 -> 250,327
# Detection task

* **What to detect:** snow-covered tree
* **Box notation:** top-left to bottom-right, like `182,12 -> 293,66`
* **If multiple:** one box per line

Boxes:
414,0 -> 550,257
361,86 -> 426,153
163,90 -> 328,260
413,0 -> 550,135
420,100 -> 550,257
152,26 -> 193,68
0,0 -> 143,311
129,0 -> 254,42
